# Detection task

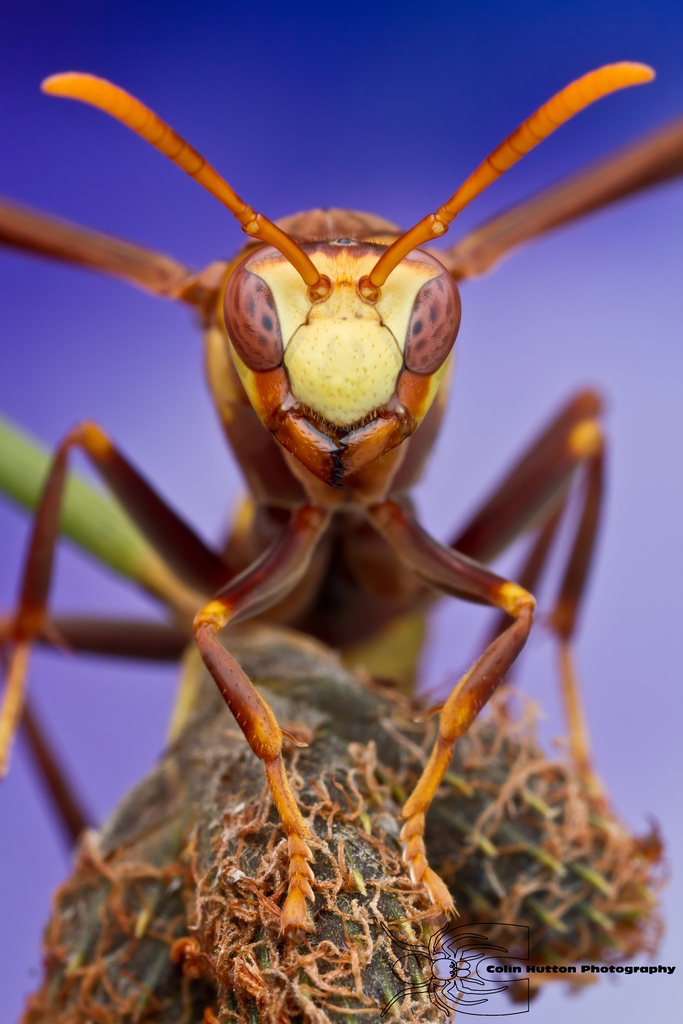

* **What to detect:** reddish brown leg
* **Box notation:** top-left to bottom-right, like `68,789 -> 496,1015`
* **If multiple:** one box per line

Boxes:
452,390 -> 602,564
193,505 -> 331,935
452,390 -> 605,796
0,611 -> 188,842
0,614 -> 189,661
483,505 -> 565,643
22,700 -> 92,844
477,508 -> 564,721
0,420 -> 229,779
367,501 -> 535,914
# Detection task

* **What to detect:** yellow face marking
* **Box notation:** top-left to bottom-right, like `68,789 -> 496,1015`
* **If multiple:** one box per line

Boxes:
374,260 -> 440,354
246,248 -> 440,428
411,354 -> 453,423
244,254 -> 310,347
285,282 -> 401,427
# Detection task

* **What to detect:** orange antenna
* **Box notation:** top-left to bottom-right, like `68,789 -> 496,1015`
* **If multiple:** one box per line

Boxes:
41,73 -> 330,298
363,62 -> 654,296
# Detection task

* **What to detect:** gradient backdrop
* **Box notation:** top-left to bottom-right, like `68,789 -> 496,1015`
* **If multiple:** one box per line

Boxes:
1,1 -> 682,1020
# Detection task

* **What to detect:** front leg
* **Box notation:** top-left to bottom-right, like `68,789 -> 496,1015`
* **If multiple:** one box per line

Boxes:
193,504 -> 330,935
367,501 -> 535,915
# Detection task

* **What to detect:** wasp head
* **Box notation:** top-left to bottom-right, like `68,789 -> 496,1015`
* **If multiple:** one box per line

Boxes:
223,239 -> 460,488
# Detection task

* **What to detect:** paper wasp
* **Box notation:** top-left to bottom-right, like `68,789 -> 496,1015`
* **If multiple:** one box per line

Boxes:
1,63 -> 681,937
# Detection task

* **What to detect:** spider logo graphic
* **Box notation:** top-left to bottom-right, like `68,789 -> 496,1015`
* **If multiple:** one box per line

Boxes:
379,920 -> 529,1016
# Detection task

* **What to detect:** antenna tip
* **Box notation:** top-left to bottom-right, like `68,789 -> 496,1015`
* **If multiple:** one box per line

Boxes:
614,61 -> 656,84
41,72 -> 70,95
41,72 -> 101,98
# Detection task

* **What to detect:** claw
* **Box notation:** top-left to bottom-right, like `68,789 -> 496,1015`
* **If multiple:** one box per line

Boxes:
280,884 -> 315,936
423,866 -> 456,915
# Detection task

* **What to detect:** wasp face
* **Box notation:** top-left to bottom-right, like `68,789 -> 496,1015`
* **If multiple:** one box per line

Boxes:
223,240 -> 460,485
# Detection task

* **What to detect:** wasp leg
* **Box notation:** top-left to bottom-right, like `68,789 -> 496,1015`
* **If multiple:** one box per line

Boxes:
0,612 -> 189,842
452,390 -> 602,564
0,420 -> 230,788
0,611 -> 187,842
0,614 -> 189,661
550,448 -> 604,800
0,198 -> 198,299
193,504 -> 331,936
21,700 -> 92,844
452,389 -> 605,798
367,501 -> 535,914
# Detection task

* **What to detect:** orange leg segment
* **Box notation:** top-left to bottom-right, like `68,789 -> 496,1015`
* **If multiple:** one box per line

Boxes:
367,501 -> 535,914
193,504 -> 331,935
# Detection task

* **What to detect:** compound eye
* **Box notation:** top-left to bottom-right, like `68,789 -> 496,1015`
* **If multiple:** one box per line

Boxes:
223,263 -> 284,371
404,272 -> 461,374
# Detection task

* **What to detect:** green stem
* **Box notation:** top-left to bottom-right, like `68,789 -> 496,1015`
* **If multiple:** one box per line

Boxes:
0,413 -> 194,609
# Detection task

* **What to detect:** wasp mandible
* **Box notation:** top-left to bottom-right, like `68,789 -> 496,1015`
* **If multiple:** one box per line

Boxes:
1,61 -> 681,936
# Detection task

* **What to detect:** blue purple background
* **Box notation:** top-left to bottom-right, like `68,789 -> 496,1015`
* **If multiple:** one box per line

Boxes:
1,1 -> 682,1020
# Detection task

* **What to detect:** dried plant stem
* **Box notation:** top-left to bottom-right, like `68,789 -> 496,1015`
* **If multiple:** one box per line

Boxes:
21,624 -> 662,1023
